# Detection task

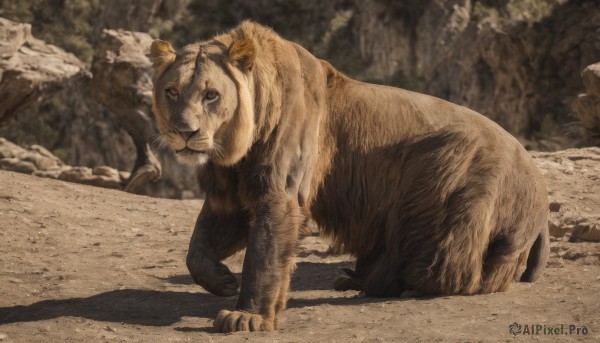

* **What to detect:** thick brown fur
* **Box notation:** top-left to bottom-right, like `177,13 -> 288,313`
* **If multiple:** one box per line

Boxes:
149,21 -> 549,333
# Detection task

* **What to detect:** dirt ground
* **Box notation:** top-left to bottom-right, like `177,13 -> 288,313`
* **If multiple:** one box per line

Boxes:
0,166 -> 599,342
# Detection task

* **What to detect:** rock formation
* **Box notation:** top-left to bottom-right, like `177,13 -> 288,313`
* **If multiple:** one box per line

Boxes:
0,17 -> 87,126
2,1 -> 600,199
90,28 -> 199,198
3,1 -> 600,148
573,63 -> 600,147
0,137 -> 127,189
321,0 -> 600,146
91,0 -> 186,37
0,18 -> 199,199
91,29 -> 161,193
533,148 -> 600,242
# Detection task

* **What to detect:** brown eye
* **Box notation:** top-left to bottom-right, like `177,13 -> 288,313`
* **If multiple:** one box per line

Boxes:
165,87 -> 179,98
205,90 -> 219,102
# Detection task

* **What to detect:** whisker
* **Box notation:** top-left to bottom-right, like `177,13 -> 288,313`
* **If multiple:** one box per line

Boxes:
149,133 -> 172,153
218,141 -> 226,159
212,138 -> 226,159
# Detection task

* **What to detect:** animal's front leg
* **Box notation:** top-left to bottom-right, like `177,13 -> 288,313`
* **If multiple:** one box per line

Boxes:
186,201 -> 249,297
213,198 -> 300,332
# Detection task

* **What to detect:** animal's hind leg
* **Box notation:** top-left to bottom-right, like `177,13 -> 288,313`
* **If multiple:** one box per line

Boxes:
512,250 -> 530,282
480,233 -> 532,293
480,232 -> 537,293
362,253 -> 407,297
481,258 -> 519,293
334,251 -> 380,292
398,196 -> 496,295
333,270 -> 365,292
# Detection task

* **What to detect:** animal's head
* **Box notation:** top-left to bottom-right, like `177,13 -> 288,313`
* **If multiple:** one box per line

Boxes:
148,38 -> 256,166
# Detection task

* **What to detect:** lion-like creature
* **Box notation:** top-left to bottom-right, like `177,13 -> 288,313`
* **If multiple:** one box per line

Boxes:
149,21 -> 549,333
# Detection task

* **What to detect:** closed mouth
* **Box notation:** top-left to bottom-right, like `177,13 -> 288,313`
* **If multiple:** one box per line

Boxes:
176,147 -> 207,154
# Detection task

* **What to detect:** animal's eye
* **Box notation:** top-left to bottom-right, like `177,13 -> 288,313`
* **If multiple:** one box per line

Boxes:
165,87 -> 179,98
204,90 -> 219,102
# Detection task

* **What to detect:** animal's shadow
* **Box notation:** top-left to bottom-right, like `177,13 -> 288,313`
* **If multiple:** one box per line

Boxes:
164,261 -> 355,291
0,261 -> 401,329
0,289 -> 228,328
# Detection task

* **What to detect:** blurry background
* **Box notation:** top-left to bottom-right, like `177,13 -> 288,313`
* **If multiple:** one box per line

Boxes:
0,0 -> 599,198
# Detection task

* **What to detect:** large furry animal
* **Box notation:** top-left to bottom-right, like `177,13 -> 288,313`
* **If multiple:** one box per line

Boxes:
148,21 -> 549,333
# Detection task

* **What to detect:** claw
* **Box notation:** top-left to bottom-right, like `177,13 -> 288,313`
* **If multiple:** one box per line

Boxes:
214,310 -> 274,333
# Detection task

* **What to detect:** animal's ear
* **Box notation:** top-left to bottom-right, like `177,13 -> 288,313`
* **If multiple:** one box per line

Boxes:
147,40 -> 175,68
228,38 -> 256,71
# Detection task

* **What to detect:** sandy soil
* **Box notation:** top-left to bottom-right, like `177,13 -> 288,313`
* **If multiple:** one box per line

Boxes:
0,167 -> 599,342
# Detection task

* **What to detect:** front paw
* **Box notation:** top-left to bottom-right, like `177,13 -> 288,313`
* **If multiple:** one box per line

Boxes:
186,250 -> 239,297
214,310 -> 275,332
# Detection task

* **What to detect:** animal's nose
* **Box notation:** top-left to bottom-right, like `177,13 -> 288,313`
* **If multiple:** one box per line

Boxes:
176,129 -> 200,141
170,116 -> 199,140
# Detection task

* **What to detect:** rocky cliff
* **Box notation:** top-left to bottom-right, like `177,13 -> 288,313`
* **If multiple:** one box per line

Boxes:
3,1 -> 599,147
0,17 -> 199,198
90,28 -> 199,198
0,0 -> 599,199
0,17 -> 86,126
573,62 -> 600,147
